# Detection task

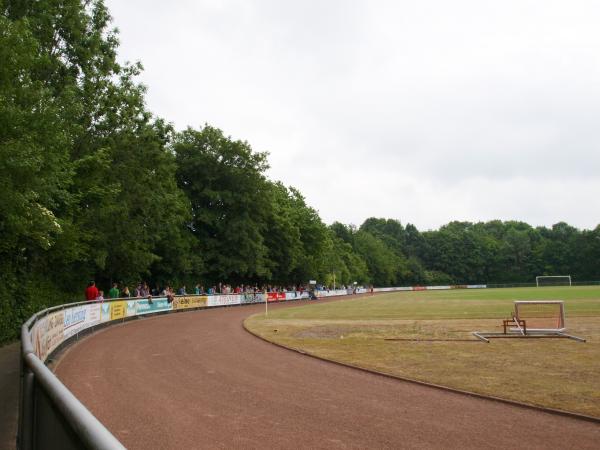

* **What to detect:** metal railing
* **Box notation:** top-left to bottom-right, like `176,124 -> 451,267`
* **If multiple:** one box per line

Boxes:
16,292 -> 310,449
19,301 -> 126,450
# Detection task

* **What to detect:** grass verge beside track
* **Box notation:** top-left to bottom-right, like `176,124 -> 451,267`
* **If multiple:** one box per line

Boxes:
245,287 -> 600,418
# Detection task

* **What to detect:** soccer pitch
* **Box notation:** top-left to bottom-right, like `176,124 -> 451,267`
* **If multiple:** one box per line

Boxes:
245,286 -> 600,418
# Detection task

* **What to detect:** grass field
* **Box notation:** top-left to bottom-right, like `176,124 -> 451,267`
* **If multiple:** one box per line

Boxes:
245,286 -> 600,417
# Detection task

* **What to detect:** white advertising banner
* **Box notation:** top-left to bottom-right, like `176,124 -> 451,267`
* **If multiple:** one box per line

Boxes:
63,305 -> 88,339
315,289 -> 349,298
285,292 -> 309,300
241,293 -> 265,304
32,310 -> 65,361
207,294 -> 243,307
126,299 -> 137,316
373,287 -> 413,292
87,303 -> 101,325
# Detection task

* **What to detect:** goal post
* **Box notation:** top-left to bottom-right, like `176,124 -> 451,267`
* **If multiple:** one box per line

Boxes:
513,301 -> 565,332
472,299 -> 585,342
535,275 -> 571,287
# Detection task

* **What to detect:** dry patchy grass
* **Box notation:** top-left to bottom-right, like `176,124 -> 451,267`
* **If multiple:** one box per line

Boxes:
246,292 -> 600,417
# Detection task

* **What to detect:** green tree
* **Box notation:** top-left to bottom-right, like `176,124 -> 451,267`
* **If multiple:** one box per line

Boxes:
353,231 -> 399,286
174,126 -> 272,284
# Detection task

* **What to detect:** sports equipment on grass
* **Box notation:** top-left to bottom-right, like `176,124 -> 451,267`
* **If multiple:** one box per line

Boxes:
513,301 -> 565,332
472,300 -> 585,343
536,275 -> 571,287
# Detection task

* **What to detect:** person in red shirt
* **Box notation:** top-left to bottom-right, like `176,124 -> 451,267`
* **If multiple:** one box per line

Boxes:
85,281 -> 99,301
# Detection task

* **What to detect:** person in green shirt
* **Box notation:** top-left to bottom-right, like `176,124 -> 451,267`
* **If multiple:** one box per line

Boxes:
108,283 -> 120,299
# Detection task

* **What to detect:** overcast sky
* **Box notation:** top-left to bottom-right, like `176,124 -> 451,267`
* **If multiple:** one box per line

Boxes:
105,0 -> 599,230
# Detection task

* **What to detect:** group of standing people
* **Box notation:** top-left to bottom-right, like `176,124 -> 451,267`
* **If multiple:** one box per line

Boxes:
85,281 -> 130,301
85,280 -> 318,301
84,280 -> 178,301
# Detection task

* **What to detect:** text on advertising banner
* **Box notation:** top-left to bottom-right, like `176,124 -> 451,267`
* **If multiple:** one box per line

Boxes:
135,297 -> 172,315
33,310 -> 65,361
63,306 -> 88,339
174,296 -> 208,310
267,292 -> 286,302
110,301 -> 127,320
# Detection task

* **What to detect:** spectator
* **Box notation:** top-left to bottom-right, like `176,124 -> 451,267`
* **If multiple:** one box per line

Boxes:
108,283 -> 120,299
166,287 -> 175,304
122,286 -> 131,297
178,285 -> 186,295
85,281 -> 99,301
97,290 -> 105,301
194,284 -> 200,295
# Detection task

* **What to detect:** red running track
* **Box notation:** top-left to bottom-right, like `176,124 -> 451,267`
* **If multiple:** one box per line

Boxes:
54,299 -> 599,449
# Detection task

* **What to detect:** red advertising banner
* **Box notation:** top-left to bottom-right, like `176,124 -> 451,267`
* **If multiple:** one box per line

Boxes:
267,292 -> 286,302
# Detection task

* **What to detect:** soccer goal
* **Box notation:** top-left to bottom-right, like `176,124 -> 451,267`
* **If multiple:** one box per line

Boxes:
472,300 -> 585,342
513,301 -> 565,332
536,275 -> 571,287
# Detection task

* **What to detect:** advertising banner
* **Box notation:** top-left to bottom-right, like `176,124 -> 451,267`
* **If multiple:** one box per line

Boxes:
135,297 -> 172,315
126,300 -> 137,316
110,301 -> 127,320
30,317 -> 46,360
315,289 -> 348,298
267,292 -> 286,302
241,293 -> 265,304
32,310 -> 65,361
285,291 -> 309,301
207,294 -> 242,307
174,295 -> 208,310
63,305 -> 88,339
87,303 -> 101,326
100,302 -> 111,322
375,287 -> 413,292
426,286 -> 451,290
467,285 -> 487,289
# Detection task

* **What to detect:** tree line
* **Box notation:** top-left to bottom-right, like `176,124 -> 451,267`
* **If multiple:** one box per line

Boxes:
1,1 -> 598,343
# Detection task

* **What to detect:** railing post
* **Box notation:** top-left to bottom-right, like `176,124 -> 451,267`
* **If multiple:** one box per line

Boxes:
19,368 -> 35,450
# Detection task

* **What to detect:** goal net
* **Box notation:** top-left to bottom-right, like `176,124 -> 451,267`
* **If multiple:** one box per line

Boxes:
514,301 -> 565,332
535,275 -> 571,287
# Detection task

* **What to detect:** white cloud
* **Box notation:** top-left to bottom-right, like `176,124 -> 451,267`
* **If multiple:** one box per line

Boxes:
106,0 -> 600,230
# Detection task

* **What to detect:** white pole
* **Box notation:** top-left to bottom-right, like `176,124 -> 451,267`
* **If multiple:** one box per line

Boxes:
265,291 -> 268,317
